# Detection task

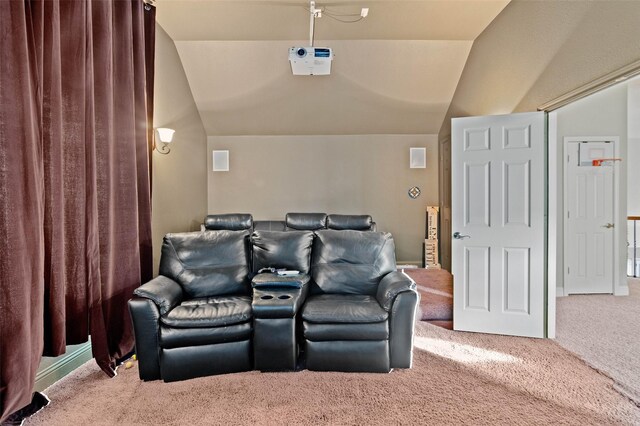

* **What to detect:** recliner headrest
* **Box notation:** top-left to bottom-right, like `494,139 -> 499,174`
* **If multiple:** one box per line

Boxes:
285,213 -> 327,230
204,214 -> 253,231
327,214 -> 374,231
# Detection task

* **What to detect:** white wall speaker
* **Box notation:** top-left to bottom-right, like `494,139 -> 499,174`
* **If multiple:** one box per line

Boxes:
410,147 -> 426,168
212,150 -> 229,171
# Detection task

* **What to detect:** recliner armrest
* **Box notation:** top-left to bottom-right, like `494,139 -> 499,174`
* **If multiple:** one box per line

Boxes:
376,271 -> 416,311
133,275 -> 183,315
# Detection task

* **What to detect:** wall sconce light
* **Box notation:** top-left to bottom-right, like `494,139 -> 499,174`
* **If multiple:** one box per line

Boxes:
410,147 -> 426,168
154,128 -> 175,155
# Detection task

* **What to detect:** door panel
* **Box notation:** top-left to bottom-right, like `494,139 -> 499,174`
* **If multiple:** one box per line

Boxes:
503,247 -> 530,314
503,125 -> 531,149
465,162 -> 491,227
452,112 -> 546,338
464,128 -> 490,151
465,246 -> 490,311
503,160 -> 530,226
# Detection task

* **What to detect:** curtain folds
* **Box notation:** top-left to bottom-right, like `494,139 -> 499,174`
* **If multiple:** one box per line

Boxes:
0,1 -> 155,421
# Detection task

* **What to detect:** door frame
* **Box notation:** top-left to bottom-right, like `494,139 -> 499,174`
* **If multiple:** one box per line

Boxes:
562,136 -> 622,295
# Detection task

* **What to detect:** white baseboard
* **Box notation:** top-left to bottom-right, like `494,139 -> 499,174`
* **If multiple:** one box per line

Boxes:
35,342 -> 92,392
397,260 -> 423,268
556,286 -> 566,297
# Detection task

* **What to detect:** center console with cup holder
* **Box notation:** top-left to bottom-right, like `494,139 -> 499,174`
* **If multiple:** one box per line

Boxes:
251,273 -> 311,371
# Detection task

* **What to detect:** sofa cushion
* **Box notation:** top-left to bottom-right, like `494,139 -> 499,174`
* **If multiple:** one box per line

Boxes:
310,230 -> 396,295
160,295 -> 252,328
251,230 -> 314,273
303,321 -> 388,341
285,213 -> 327,230
327,214 -> 374,231
301,294 -> 388,323
204,213 -> 253,231
159,230 -> 251,298
159,322 -> 252,349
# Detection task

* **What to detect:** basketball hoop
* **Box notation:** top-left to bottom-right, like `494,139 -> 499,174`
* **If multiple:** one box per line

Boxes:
592,158 -> 622,166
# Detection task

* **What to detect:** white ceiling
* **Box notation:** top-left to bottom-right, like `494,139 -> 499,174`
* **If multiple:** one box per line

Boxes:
157,0 -> 510,135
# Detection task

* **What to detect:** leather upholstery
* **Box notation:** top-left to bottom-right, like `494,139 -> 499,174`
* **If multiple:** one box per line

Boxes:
251,273 -> 310,289
251,230 -> 314,273
327,214 -> 374,231
303,320 -> 388,341
285,212 -> 327,230
302,294 -> 388,323
251,273 -> 309,371
159,231 -> 251,298
160,340 -> 251,382
376,271 -> 416,311
252,288 -> 308,318
159,322 -> 251,349
310,230 -> 396,295
160,295 -> 252,328
389,290 -> 419,368
305,340 -> 390,372
130,227 -> 254,382
128,297 -> 162,381
253,220 -> 286,231
204,213 -> 253,230
203,214 -> 377,232
253,318 -> 297,371
133,276 -> 184,315
129,211 -> 417,381
302,230 -> 417,373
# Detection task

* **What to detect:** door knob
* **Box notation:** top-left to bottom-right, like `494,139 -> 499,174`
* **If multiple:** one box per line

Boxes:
602,223 -> 614,229
453,232 -> 471,240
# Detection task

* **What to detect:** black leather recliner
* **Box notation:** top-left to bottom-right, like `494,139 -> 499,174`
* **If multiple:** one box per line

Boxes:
301,230 -> 419,372
203,213 -> 378,232
284,213 -> 377,231
128,223 -> 253,382
130,214 -> 417,381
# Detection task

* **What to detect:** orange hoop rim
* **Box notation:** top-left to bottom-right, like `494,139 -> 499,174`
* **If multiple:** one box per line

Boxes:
592,158 -> 622,166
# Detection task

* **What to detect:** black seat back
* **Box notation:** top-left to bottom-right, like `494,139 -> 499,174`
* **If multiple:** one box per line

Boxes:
310,230 -> 396,296
159,231 -> 251,298
327,214 -> 376,231
285,213 -> 327,230
204,213 -> 253,231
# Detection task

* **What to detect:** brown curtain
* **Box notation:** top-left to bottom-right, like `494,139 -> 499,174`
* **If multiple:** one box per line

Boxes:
0,0 -> 155,421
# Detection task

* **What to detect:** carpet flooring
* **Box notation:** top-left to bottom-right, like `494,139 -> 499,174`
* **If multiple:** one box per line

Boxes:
26,321 -> 640,425
403,268 -> 453,323
556,278 -> 640,406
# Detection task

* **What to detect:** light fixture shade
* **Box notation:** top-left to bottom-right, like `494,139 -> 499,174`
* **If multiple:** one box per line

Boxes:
410,147 -> 426,168
157,128 -> 175,143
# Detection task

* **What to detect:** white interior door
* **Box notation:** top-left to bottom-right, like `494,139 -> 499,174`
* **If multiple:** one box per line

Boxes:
452,112 -> 546,338
564,141 -> 615,294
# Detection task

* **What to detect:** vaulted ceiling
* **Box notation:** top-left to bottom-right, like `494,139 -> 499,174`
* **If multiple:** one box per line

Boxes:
157,0 -> 510,135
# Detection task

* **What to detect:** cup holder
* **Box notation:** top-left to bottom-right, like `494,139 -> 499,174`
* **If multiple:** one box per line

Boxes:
260,295 -> 274,300
278,294 -> 292,300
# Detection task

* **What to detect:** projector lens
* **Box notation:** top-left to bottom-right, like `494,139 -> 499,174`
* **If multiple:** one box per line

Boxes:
296,48 -> 306,57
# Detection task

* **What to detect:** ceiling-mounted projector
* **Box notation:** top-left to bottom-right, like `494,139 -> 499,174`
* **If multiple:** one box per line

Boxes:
289,46 -> 333,76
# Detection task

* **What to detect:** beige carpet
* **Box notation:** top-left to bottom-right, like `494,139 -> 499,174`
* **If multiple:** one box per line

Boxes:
556,278 -> 640,406
26,321 -> 640,425
403,268 -> 453,322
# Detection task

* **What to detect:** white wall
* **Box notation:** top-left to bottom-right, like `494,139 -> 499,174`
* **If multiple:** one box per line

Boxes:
553,83 -> 628,296
152,26 -> 208,275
